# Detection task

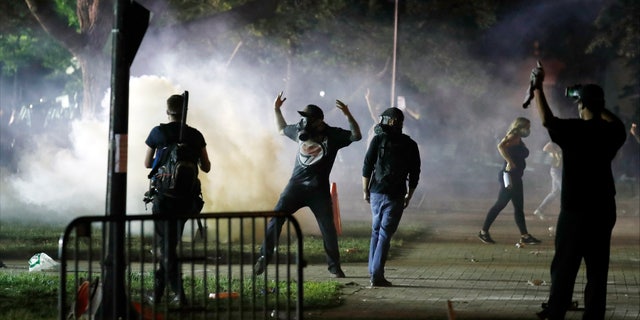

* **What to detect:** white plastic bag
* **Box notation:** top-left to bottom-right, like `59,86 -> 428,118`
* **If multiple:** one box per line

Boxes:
28,252 -> 59,272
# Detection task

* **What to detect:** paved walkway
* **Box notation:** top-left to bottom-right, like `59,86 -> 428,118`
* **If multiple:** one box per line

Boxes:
302,208 -> 640,320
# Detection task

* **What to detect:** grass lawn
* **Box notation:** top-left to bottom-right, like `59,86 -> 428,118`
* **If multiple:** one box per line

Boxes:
0,219 -> 427,319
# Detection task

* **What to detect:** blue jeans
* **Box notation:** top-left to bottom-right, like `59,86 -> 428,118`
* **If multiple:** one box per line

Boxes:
369,193 -> 405,281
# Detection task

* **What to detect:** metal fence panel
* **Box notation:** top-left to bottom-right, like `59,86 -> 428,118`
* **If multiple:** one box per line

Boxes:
58,212 -> 304,320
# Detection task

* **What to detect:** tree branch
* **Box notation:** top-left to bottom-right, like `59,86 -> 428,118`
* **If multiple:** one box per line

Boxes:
24,0 -> 87,54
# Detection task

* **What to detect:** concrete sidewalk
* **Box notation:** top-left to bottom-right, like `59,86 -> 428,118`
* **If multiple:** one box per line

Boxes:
302,210 -> 640,320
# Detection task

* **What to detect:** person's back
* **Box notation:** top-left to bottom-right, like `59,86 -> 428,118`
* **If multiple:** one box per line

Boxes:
143,93 -> 211,305
545,96 -> 625,213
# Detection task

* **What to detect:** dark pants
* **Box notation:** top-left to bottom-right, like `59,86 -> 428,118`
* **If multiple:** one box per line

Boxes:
482,172 -> 528,235
152,195 -> 193,300
260,183 -> 341,273
545,201 -> 616,320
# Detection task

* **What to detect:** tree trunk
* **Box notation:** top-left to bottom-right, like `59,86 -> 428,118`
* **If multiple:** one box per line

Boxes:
76,49 -> 110,119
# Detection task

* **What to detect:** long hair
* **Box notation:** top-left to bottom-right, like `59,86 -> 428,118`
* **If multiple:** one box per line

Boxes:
506,117 -> 530,136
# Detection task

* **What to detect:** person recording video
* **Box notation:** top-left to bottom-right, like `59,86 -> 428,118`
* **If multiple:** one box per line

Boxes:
529,63 -> 626,320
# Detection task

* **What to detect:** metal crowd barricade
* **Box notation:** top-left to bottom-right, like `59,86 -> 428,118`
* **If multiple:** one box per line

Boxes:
58,212 -> 305,320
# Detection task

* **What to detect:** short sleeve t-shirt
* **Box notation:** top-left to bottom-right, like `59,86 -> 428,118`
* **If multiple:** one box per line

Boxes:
282,124 -> 352,189
145,122 -> 207,164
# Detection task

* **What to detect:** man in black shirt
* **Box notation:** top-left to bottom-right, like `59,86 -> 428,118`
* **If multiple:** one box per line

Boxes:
530,64 -> 626,320
144,94 -> 211,305
255,92 -> 362,278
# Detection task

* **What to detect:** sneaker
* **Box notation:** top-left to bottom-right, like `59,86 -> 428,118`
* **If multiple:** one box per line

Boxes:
170,295 -> 189,307
533,209 -> 545,220
145,291 -> 163,305
254,256 -> 266,275
477,231 -> 495,244
370,278 -> 392,287
330,268 -> 346,278
521,234 -> 542,245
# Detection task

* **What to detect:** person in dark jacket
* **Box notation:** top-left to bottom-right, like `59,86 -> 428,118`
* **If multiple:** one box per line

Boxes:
529,63 -> 626,320
362,107 -> 421,287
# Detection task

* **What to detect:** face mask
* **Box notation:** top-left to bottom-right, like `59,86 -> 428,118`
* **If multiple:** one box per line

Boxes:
520,128 -> 530,137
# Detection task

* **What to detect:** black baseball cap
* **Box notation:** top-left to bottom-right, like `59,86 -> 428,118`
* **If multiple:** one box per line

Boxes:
298,104 -> 324,119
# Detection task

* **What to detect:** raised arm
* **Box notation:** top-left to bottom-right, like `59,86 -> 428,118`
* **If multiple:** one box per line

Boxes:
336,99 -> 362,142
274,91 -> 287,135
530,62 -> 555,127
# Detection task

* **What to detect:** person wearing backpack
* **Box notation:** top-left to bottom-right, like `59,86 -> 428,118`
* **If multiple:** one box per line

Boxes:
144,93 -> 211,305
254,91 -> 362,278
362,107 -> 421,287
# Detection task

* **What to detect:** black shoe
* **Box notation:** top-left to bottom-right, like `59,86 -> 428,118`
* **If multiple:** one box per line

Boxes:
370,278 -> 392,287
254,256 -> 266,275
478,231 -> 495,244
520,234 -> 541,245
330,268 -> 346,278
536,309 -> 549,320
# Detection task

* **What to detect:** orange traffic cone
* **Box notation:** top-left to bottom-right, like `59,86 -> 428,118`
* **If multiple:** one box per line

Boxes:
331,182 -> 342,236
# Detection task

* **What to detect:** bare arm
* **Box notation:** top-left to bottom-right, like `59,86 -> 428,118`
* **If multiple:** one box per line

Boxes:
199,147 -> 211,173
274,91 -> 287,135
144,146 -> 155,168
530,62 -> 555,127
404,188 -> 416,208
362,176 -> 371,203
631,123 -> 640,143
498,133 -> 519,171
364,88 -> 378,123
336,99 -> 362,141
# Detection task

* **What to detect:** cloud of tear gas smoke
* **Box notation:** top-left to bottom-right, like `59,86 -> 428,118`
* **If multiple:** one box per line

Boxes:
2,1 -> 604,229
0,72 -> 295,224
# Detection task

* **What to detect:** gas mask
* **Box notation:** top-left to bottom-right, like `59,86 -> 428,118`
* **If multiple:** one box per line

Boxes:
296,117 -> 321,141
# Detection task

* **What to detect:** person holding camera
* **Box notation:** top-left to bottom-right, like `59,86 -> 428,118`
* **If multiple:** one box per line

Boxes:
478,117 -> 542,245
254,91 -> 362,278
362,107 -> 421,287
144,94 -> 211,305
529,63 -> 626,320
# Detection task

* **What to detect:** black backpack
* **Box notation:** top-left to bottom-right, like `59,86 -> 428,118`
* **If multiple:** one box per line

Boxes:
147,91 -> 199,199
374,133 -> 406,187
151,129 -> 199,198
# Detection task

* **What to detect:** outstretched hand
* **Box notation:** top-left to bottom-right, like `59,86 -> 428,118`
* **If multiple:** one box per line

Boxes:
275,91 -> 287,109
335,99 -> 351,115
530,60 -> 545,89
